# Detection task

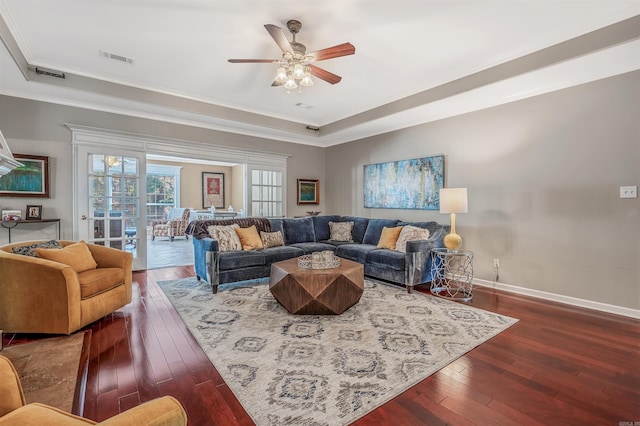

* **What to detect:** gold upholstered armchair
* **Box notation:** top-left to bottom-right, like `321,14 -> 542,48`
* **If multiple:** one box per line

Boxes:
0,355 -> 187,425
151,207 -> 191,241
0,240 -> 132,335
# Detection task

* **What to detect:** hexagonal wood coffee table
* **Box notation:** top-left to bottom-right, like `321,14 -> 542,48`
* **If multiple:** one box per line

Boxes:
269,257 -> 364,315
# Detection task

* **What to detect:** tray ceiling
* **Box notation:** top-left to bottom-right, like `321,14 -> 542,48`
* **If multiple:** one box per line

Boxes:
1,1 -> 639,147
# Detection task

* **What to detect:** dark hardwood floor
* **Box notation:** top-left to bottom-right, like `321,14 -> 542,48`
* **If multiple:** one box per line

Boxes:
4,267 -> 639,425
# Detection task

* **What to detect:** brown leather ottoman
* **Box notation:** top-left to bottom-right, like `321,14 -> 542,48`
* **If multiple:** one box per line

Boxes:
269,257 -> 364,315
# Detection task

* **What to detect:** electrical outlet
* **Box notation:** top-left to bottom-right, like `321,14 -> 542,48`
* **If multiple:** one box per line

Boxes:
493,258 -> 500,268
620,186 -> 637,199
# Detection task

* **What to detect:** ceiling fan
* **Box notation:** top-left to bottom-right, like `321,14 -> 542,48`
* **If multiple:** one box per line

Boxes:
228,20 -> 355,91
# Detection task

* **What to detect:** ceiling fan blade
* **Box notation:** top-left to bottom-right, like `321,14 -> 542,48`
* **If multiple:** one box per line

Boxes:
264,24 -> 293,53
228,59 -> 277,63
308,64 -> 342,85
306,42 -> 355,61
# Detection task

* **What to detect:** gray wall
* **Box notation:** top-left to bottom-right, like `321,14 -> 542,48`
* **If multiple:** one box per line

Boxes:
325,71 -> 640,310
1,71 -> 638,311
0,96 -> 326,243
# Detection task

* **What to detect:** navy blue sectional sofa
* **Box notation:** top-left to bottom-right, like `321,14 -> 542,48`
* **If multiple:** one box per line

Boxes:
185,215 -> 448,294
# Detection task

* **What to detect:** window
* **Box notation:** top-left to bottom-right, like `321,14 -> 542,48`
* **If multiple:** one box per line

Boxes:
251,169 -> 283,217
146,164 -> 181,224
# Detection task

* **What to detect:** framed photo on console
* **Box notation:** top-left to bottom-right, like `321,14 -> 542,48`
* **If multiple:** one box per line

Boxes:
26,205 -> 42,220
1,209 -> 22,221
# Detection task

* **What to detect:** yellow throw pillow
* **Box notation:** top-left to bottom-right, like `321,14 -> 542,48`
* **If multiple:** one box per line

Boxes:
36,240 -> 98,273
377,226 -> 403,250
235,225 -> 264,251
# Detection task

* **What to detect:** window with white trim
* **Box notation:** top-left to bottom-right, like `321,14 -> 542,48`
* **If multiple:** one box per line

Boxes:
251,169 -> 283,217
146,164 -> 182,224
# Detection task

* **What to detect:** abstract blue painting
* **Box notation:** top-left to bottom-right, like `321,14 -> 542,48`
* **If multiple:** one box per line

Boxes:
364,155 -> 445,210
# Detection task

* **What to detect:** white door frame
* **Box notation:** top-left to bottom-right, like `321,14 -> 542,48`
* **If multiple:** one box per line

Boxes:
68,124 -> 290,268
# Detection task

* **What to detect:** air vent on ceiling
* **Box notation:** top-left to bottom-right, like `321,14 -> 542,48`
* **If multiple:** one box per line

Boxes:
35,66 -> 65,79
296,102 -> 313,109
100,50 -> 135,64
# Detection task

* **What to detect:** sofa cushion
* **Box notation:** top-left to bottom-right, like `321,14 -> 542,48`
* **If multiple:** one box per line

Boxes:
77,267 -> 125,299
260,231 -> 285,249
36,240 -> 98,273
367,249 -> 405,271
395,225 -> 430,253
263,246 -> 304,263
363,219 -> 400,245
335,244 -> 377,264
219,251 -> 266,270
329,221 -> 354,242
377,226 -> 403,249
207,224 -> 242,252
282,217 -> 316,244
311,215 -> 341,241
341,216 -> 369,243
235,225 -> 264,251
289,242 -> 337,254
267,218 -> 284,235
12,239 -> 62,257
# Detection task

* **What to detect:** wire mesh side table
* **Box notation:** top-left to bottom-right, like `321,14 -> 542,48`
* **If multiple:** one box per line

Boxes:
430,248 -> 474,301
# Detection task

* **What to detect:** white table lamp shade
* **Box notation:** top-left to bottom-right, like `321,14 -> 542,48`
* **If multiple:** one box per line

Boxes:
440,188 -> 468,213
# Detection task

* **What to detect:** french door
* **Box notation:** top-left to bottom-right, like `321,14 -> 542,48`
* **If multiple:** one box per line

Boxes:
74,145 -> 147,270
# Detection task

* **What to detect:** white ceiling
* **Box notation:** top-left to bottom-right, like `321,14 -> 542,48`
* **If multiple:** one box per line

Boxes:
1,1 -> 639,147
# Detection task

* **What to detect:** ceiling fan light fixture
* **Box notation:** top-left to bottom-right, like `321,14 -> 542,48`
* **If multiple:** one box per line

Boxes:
293,63 -> 305,79
228,19 -> 355,93
274,67 -> 287,83
300,71 -> 314,87
283,77 -> 297,90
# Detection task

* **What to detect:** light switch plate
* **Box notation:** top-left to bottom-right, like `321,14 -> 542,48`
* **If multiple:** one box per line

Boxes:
620,185 -> 637,198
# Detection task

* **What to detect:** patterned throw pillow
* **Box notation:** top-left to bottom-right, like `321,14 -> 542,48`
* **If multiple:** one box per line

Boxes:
395,225 -> 430,253
260,231 -> 284,249
235,225 -> 264,251
207,224 -> 242,252
377,226 -> 404,250
328,221 -> 354,242
12,239 -> 62,257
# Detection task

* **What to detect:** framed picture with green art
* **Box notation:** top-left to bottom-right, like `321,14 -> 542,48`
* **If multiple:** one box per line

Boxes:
297,179 -> 319,205
0,154 -> 50,197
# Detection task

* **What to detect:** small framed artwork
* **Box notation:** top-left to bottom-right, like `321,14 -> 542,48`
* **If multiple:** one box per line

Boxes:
26,205 -> 42,220
297,179 -> 319,205
0,154 -> 50,198
1,209 -> 22,221
202,172 -> 225,209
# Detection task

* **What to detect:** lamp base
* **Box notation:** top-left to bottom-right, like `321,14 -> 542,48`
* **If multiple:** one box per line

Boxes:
444,232 -> 462,250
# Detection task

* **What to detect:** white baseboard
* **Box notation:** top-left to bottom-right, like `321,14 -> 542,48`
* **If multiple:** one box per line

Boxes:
473,278 -> 640,319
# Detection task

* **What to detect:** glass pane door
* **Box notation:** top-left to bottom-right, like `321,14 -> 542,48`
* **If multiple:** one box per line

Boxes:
76,147 -> 146,270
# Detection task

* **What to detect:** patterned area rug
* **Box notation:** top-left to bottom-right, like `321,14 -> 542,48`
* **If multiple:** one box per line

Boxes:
158,278 -> 518,425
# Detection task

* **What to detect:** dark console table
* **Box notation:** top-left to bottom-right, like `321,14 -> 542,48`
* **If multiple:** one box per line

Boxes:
0,218 -> 61,243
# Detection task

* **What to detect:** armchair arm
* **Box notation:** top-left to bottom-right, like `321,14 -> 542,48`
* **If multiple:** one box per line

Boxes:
151,219 -> 169,228
0,355 -> 26,417
405,227 -> 447,285
86,244 -> 133,303
0,251 -> 82,334
99,396 -> 187,426
192,237 -> 219,285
